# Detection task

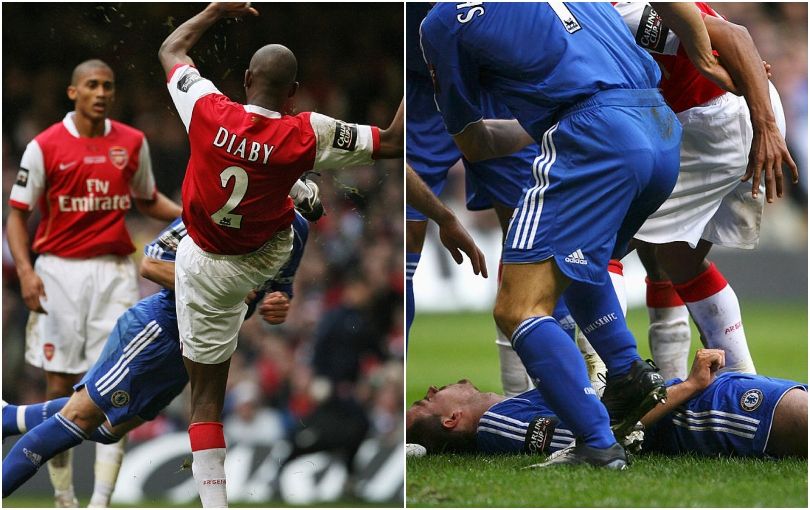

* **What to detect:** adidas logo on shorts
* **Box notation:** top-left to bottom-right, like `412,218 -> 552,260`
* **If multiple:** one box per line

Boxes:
564,249 -> 588,265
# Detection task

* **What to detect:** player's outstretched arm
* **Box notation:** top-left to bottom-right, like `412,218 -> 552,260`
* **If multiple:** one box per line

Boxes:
140,257 -> 176,290
406,165 -> 487,278
640,349 -> 725,428
158,2 -> 258,77
703,16 -> 799,202
650,2 -> 737,95
452,119 -> 534,163
6,208 -> 47,313
377,99 -> 404,158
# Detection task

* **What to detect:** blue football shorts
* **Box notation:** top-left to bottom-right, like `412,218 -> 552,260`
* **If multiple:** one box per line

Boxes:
75,294 -> 187,426
503,88 -> 682,285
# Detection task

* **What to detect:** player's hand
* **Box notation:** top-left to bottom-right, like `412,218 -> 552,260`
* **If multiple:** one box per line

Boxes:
741,121 -> 798,202
259,291 -> 290,325
686,348 -> 725,391
207,2 -> 259,19
436,216 -> 488,279
19,270 -> 47,314
763,61 -> 772,79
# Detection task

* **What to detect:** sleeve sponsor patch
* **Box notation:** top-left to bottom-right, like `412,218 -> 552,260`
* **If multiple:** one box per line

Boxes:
332,121 -> 358,151
177,70 -> 204,93
15,168 -> 29,187
635,5 -> 670,54
523,416 -> 558,455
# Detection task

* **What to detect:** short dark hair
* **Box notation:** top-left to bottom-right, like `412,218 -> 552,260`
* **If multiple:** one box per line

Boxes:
406,413 -> 478,454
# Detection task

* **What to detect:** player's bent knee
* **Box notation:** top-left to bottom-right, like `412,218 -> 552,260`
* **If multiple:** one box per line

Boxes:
493,299 -> 525,340
58,390 -> 107,434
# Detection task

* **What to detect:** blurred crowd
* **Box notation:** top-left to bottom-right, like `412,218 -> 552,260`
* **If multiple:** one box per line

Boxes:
2,1 -> 404,459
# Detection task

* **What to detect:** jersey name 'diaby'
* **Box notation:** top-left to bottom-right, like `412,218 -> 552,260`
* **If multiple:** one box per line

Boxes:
211,126 -> 274,165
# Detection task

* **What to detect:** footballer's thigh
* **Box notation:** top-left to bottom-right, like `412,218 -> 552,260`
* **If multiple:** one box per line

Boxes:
766,388 -> 808,457
494,260 -> 569,337
175,227 -> 293,365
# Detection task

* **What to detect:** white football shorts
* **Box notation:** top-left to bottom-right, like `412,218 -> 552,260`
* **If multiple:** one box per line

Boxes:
635,82 -> 786,249
25,254 -> 139,373
175,226 -> 293,364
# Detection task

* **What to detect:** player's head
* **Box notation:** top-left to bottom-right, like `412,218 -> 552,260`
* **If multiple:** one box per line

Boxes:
405,380 -> 484,454
244,44 -> 299,109
68,59 -> 115,122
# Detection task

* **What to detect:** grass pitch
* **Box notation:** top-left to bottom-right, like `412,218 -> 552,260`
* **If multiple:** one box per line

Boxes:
406,302 -> 808,507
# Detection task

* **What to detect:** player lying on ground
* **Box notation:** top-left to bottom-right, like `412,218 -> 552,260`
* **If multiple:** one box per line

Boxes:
406,349 -> 806,461
1,202 -> 314,499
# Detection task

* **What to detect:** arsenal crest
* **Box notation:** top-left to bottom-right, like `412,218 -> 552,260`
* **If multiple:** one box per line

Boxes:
109,146 -> 129,170
43,343 -> 55,361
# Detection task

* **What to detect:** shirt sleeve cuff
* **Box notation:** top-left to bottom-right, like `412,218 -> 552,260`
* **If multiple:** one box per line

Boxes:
9,199 -> 30,211
167,63 -> 194,83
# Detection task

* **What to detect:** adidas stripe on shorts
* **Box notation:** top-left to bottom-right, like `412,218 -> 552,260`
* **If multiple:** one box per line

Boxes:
502,89 -> 681,285
75,292 -> 187,426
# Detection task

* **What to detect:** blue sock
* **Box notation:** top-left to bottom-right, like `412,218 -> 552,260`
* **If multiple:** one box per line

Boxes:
2,398 -> 69,439
512,316 -> 615,449
2,414 -> 86,497
405,251 -> 421,348
552,297 -> 576,341
564,278 -> 640,378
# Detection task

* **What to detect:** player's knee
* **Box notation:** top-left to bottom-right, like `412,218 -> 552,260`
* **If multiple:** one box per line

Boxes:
59,390 -> 105,434
493,299 -> 522,339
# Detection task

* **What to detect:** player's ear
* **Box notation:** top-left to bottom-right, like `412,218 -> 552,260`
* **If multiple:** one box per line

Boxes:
67,85 -> 77,101
442,411 -> 462,430
244,69 -> 252,90
288,81 -> 299,98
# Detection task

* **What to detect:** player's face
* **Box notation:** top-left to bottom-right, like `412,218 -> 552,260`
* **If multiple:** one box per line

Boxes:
68,68 -> 115,121
407,379 -> 481,426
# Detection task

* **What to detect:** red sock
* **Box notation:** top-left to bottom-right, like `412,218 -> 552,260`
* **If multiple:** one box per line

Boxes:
646,278 -> 685,308
672,262 -> 727,302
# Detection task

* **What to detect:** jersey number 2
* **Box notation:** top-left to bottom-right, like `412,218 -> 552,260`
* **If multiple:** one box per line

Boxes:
211,166 -> 248,229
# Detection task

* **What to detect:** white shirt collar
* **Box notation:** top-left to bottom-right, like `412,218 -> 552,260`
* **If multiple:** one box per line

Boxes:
243,104 -> 282,118
62,112 -> 112,138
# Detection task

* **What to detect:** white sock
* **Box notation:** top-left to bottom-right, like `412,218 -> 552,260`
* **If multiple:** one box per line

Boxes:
496,327 -> 533,397
648,305 -> 692,380
48,450 -> 75,502
575,329 -> 607,397
88,437 -> 127,507
684,286 -> 755,373
675,263 -> 756,374
645,278 -> 692,380
192,448 -> 228,507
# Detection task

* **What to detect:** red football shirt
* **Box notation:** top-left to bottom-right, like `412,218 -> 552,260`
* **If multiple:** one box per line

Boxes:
167,64 -> 381,255
8,113 -> 157,258
614,2 -> 726,113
